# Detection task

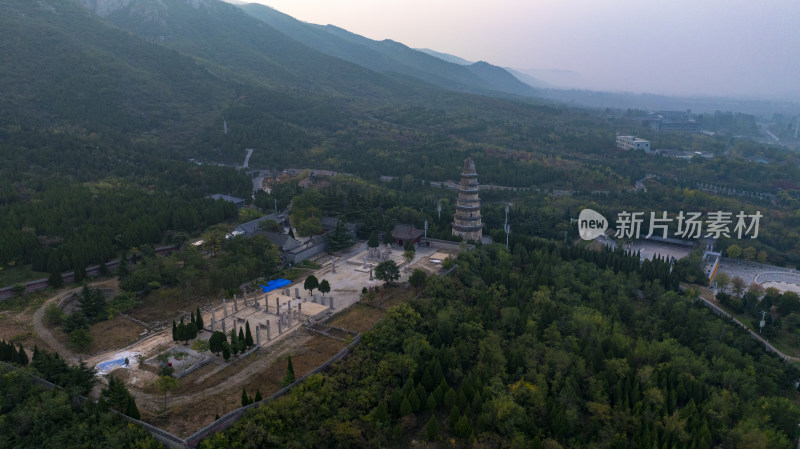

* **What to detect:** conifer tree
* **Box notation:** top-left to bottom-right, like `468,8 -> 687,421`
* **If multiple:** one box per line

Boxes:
16,344 -> 28,366
126,396 -> 141,420
399,397 -> 413,416
426,415 -> 440,441
172,320 -> 177,342
241,388 -> 250,407
196,307 -> 204,330
281,355 -> 296,386
254,389 -> 262,402
245,321 -> 254,347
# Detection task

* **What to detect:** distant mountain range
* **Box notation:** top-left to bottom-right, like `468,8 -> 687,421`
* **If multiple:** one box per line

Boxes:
237,3 -> 538,98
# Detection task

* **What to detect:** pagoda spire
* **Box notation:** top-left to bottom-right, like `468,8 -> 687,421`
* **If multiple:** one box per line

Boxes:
452,157 -> 482,241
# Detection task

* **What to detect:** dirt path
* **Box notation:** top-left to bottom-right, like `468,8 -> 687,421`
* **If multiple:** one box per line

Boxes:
31,279 -> 121,364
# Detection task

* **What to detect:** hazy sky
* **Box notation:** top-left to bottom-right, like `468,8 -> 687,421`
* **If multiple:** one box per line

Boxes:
244,0 -> 799,99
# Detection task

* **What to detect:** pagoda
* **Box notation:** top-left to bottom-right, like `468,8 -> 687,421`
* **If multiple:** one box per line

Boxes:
452,157 -> 482,241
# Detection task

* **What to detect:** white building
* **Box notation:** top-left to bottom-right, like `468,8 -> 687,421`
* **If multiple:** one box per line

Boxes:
616,135 -> 651,152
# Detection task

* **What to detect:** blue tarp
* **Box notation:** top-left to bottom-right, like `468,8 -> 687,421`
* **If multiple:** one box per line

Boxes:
260,278 -> 292,293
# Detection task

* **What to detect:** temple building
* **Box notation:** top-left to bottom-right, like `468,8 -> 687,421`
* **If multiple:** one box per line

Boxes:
452,157 -> 482,241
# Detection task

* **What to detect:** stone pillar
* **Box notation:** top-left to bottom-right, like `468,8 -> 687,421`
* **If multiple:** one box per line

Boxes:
223,298 -> 228,317
298,303 -> 302,318
211,317 -> 215,332
256,326 -> 260,346
266,320 -> 271,340
329,296 -> 334,310
278,317 -> 283,334
222,319 -> 226,334
320,297 -> 326,306
275,298 -> 280,315
233,295 -> 238,312
295,288 -> 300,299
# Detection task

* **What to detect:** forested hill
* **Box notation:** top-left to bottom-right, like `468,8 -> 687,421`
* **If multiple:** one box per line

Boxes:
238,3 -> 538,98
202,237 -> 800,448
0,0 -> 237,134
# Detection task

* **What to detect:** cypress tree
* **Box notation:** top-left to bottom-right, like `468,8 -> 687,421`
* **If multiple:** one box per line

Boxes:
196,307 -> 204,330
126,396 -> 141,420
172,320 -> 177,341
238,328 -> 245,346
426,415 -> 440,441
190,311 -> 196,326
254,389 -> 262,402
281,355 -> 296,386
399,397 -> 413,416
16,344 -> 28,366
117,254 -> 129,278
241,388 -> 250,406
245,321 -> 253,347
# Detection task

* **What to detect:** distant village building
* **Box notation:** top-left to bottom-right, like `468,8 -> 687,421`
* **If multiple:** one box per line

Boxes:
616,135 -> 651,152
643,110 -> 700,132
452,158 -> 483,241
207,193 -> 246,209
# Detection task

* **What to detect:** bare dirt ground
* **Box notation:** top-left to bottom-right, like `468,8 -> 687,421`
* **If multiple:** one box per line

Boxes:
123,331 -> 348,437
328,303 -> 385,333
24,242 -> 458,437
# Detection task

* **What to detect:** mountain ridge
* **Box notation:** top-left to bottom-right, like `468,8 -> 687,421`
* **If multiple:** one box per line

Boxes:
238,3 -> 538,98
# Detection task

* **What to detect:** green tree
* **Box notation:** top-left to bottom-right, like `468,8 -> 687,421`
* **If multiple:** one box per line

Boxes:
48,269 -> 64,288
209,331 -> 227,355
375,261 -> 400,285
222,341 -> 231,361
715,272 -> 731,291
318,279 -> 330,296
117,254 -> 130,278
172,320 -> 178,342
399,397 -> 412,416
68,327 -> 93,352
727,244 -> 742,259
742,246 -> 757,261
245,321 -> 254,347
409,269 -> 427,293
241,388 -> 251,407
196,307 -> 204,331
326,220 -> 353,251
155,375 -> 178,410
442,255 -> 454,269
254,389 -> 262,402
367,231 -> 379,249
426,415 -> 440,441
304,275 -> 319,295
281,355 -> 296,387
43,304 -> 65,327
732,276 -> 747,296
